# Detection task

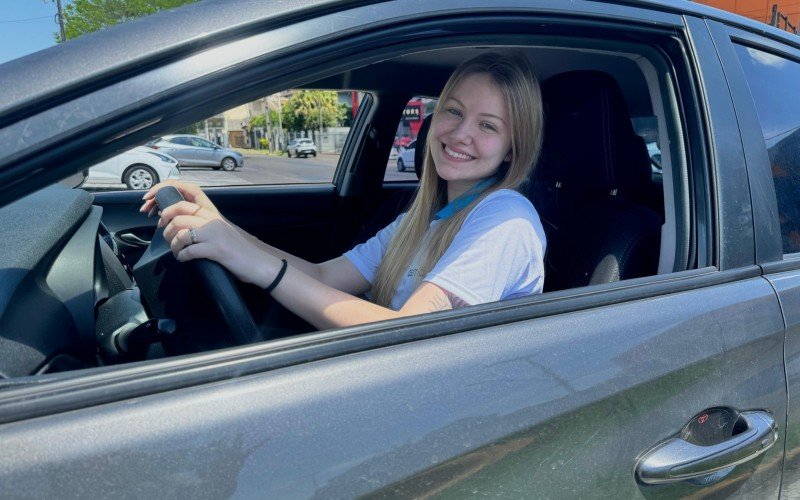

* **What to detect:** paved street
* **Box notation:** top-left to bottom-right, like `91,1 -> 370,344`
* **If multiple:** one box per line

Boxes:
83,153 -> 418,190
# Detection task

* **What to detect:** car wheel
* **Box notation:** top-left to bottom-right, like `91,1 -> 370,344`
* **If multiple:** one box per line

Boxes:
312,151 -> 317,157
221,157 -> 236,171
397,158 -> 405,172
123,164 -> 159,190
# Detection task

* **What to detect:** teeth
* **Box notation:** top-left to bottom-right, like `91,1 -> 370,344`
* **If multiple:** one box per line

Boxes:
444,145 -> 473,160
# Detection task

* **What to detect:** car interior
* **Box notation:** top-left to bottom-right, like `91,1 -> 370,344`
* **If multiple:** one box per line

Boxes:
0,33 -> 692,378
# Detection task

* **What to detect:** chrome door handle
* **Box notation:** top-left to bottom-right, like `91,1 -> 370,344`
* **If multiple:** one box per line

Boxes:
635,410 -> 777,485
117,232 -> 151,246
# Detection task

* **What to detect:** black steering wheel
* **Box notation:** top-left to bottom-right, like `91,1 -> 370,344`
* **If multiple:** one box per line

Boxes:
154,186 -> 263,345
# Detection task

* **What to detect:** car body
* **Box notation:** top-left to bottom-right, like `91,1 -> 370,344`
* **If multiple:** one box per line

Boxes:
148,134 -> 244,170
396,140 -> 416,172
286,138 -> 317,157
85,146 -> 181,190
1,0 -> 800,497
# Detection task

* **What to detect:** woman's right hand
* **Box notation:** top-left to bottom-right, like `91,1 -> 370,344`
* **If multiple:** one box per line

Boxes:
139,180 -> 220,218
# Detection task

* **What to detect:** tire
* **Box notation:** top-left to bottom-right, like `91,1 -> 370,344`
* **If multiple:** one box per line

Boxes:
312,151 -> 317,157
123,164 -> 159,190
221,157 -> 236,171
286,150 -> 291,157
397,158 -> 405,172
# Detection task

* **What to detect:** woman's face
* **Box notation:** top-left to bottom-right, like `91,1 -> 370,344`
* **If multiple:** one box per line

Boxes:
430,72 -> 512,199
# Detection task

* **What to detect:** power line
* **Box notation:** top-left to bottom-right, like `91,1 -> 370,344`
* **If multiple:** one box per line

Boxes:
0,15 -> 51,24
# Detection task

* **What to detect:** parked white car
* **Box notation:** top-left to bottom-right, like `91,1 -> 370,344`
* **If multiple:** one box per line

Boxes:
396,140 -> 416,172
86,146 -> 180,190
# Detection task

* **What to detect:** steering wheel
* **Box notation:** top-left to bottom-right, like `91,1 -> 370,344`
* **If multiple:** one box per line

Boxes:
154,186 -> 263,345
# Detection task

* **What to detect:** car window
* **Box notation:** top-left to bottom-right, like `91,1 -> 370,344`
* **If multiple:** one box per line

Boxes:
80,88 -> 368,191
733,44 -> 800,254
385,97 -> 437,182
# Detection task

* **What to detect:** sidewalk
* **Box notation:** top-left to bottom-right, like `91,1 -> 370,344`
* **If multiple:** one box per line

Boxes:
235,148 -> 341,159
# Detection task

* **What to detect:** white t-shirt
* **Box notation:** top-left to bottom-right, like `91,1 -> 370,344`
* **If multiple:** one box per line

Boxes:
344,189 -> 547,310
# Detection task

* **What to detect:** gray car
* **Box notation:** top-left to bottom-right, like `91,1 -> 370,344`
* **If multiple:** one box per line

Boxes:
148,134 -> 244,171
1,0 -> 800,498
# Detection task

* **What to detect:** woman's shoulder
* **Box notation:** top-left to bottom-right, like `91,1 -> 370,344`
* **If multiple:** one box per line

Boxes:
469,188 -> 538,220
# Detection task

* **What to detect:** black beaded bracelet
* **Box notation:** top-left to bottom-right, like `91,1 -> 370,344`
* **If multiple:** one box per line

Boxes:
265,258 -> 288,293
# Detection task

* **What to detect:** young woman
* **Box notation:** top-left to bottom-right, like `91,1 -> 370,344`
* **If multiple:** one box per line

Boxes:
141,52 -> 546,330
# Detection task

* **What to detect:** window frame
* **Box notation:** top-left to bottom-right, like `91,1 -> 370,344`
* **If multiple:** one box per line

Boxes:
709,21 -> 799,268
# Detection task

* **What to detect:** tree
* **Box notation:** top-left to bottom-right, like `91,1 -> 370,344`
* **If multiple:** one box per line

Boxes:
281,91 -> 342,132
56,0 -> 199,41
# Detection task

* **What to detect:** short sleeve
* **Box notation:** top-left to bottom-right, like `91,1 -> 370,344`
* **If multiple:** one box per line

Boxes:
424,192 -> 545,305
344,213 -> 405,284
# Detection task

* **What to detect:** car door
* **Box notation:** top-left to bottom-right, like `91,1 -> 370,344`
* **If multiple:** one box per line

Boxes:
0,1 -> 787,498
192,136 -> 221,167
161,137 -> 199,166
709,20 -> 800,497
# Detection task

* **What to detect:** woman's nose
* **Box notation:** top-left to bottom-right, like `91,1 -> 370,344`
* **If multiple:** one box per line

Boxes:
449,120 -> 473,144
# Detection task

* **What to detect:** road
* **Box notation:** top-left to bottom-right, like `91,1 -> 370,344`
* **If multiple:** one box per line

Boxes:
83,153 -> 418,190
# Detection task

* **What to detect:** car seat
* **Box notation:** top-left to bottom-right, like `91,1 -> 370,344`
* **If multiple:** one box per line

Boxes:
527,70 -> 662,292
353,115 -> 431,243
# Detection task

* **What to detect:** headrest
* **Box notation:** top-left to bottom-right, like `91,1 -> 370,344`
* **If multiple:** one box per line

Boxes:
536,71 -> 650,195
414,114 -> 432,180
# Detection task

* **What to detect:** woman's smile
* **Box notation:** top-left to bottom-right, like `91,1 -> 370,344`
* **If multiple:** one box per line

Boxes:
443,144 -> 475,161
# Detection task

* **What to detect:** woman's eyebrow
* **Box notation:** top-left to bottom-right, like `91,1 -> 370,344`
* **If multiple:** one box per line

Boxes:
448,97 -> 506,125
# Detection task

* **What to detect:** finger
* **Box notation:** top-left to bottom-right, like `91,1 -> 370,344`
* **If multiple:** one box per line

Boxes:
163,215 -> 207,241
169,228 -> 193,256
176,241 -> 210,262
159,201 -> 202,226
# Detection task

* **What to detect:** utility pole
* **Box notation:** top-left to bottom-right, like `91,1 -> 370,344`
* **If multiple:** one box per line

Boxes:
55,0 -> 67,43
316,95 -> 323,152
276,93 -> 283,151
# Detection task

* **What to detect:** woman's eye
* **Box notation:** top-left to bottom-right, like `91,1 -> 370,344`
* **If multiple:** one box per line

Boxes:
481,122 -> 497,132
446,108 -> 462,117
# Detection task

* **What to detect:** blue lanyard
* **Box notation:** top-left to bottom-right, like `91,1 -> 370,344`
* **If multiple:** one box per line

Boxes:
434,178 -> 495,221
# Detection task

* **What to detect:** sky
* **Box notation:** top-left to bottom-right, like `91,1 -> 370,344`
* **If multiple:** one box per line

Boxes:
0,0 -> 72,65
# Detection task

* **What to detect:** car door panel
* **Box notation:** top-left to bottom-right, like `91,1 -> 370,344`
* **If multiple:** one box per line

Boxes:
0,276 -> 785,497
92,184 -> 338,265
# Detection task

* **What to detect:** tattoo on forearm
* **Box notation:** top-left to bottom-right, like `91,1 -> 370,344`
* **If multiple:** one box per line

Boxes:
427,289 -> 469,311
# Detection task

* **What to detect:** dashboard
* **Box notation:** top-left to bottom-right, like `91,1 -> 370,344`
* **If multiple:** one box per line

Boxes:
0,186 -> 136,377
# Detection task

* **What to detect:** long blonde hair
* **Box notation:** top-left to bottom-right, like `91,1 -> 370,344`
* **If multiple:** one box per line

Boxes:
371,52 -> 544,307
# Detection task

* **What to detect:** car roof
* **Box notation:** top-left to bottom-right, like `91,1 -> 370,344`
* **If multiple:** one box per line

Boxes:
1,0 -> 798,122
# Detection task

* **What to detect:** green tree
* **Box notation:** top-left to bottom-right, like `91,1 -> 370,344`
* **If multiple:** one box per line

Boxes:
55,0 -> 198,41
282,91 -> 341,132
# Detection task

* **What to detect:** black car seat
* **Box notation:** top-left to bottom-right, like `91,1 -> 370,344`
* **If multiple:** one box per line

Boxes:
528,70 -> 662,292
353,115 -> 431,244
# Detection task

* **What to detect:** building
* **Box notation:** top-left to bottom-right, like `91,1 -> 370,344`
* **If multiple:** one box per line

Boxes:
696,1 -> 798,33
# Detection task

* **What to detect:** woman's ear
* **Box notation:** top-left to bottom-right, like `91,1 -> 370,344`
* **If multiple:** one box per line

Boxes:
504,151 -> 512,162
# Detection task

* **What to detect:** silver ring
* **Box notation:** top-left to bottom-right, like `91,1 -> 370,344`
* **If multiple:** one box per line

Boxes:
189,227 -> 198,245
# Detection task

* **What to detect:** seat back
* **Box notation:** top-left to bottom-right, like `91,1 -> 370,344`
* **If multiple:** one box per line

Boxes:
529,71 -> 661,291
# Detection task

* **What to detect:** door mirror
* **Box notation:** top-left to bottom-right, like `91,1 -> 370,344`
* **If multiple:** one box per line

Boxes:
60,169 -> 89,189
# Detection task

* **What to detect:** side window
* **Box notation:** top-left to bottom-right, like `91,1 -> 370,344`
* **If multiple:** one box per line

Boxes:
81,89 -> 368,191
385,97 -> 437,182
734,44 -> 800,254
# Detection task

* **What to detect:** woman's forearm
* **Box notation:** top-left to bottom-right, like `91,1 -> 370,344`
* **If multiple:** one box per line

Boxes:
255,256 -> 401,330
226,218 -> 323,281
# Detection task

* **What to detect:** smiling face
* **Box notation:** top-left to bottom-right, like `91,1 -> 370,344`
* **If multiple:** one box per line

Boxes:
430,72 -> 513,200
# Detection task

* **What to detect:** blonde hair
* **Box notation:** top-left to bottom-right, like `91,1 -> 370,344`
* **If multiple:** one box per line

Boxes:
371,52 -> 545,307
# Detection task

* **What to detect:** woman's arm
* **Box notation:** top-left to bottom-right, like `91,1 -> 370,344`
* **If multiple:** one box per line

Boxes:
145,181 -> 370,295
166,214 -> 460,330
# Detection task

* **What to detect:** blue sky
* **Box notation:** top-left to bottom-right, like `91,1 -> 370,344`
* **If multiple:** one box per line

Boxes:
0,0 -> 71,65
